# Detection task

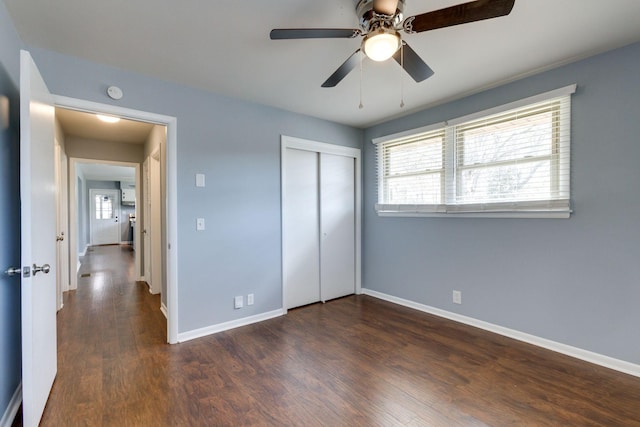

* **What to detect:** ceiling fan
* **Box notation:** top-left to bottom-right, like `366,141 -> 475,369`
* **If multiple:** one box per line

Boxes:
270,0 -> 516,87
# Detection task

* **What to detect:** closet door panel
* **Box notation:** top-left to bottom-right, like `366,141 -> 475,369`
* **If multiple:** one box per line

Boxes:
320,153 -> 356,302
283,148 -> 321,309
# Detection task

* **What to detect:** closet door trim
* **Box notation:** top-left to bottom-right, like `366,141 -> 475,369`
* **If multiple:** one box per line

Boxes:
280,135 -> 361,313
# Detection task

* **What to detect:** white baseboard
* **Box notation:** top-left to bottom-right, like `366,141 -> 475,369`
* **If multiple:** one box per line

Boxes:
362,288 -> 640,378
160,302 -> 168,319
177,309 -> 285,343
0,383 -> 21,427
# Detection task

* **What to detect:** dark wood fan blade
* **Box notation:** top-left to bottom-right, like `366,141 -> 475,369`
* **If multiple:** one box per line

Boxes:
322,50 -> 362,88
403,0 -> 515,33
393,42 -> 434,83
373,0 -> 399,16
270,29 -> 361,40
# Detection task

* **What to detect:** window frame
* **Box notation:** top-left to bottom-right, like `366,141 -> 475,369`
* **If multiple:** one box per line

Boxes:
373,85 -> 576,219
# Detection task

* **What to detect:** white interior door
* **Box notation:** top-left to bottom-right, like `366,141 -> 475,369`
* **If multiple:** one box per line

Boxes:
320,153 -> 356,301
282,148 -> 320,309
149,151 -> 162,294
55,142 -> 69,311
143,159 -> 151,282
89,189 -> 120,245
20,49 -> 57,427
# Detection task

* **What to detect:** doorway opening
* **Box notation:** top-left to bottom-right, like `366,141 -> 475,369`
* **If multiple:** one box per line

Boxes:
53,96 -> 178,343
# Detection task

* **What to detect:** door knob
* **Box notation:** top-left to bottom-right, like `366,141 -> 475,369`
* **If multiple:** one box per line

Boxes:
4,267 -> 22,276
32,264 -> 51,276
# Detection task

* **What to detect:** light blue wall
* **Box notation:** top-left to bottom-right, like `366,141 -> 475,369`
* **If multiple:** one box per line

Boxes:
0,0 -> 23,420
362,42 -> 640,365
26,46 -> 363,333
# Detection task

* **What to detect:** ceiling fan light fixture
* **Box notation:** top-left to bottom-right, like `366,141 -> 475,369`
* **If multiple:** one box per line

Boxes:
363,29 -> 400,62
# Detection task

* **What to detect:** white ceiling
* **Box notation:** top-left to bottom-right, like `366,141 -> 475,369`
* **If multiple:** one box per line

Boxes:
5,0 -> 640,128
76,162 -> 135,182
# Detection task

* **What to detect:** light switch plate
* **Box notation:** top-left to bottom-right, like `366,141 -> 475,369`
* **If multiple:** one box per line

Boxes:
196,173 -> 205,187
196,218 -> 205,231
234,296 -> 243,309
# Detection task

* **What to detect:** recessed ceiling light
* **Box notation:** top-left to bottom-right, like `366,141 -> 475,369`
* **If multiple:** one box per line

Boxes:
96,114 -> 121,123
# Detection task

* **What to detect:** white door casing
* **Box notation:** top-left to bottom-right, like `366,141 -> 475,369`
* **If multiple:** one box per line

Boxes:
89,188 -> 121,245
20,49 -> 58,427
54,95 -> 178,344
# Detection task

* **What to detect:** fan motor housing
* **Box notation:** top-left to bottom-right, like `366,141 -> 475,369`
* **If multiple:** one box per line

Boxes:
356,0 -> 405,32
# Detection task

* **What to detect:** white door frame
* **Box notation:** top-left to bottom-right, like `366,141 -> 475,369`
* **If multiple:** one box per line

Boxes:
54,94 -> 179,344
280,135 -> 361,314
88,188 -> 121,245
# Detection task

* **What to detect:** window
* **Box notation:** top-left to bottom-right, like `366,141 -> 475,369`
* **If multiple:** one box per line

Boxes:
95,194 -> 114,219
374,85 -> 575,218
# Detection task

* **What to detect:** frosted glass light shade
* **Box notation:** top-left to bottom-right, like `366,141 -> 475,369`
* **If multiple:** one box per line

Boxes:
363,31 -> 400,62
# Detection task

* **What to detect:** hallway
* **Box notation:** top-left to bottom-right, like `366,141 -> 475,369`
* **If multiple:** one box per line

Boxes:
38,245 -> 168,425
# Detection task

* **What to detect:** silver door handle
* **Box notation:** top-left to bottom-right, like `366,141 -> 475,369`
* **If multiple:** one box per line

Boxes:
32,264 -> 51,276
4,267 -> 22,276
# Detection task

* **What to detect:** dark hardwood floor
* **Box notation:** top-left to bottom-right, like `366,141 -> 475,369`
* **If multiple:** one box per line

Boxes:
16,245 -> 640,426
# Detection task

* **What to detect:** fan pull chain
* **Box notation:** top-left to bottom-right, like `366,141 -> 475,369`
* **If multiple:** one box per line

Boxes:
359,51 -> 364,109
400,43 -> 405,108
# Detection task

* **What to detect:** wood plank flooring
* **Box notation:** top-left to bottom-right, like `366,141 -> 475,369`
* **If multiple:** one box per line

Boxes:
17,245 -> 640,426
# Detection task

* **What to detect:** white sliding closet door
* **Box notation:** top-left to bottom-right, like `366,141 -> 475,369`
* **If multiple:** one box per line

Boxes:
282,148 -> 321,309
320,153 -> 355,302
282,136 -> 360,311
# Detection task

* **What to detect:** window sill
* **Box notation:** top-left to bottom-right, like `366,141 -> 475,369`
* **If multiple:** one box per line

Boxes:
375,201 -> 571,219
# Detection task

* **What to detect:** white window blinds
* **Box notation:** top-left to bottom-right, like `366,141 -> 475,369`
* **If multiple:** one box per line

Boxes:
374,85 -> 576,218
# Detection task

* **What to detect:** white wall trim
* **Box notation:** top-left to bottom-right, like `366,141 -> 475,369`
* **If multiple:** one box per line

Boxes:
53,95 -> 179,345
362,288 -> 640,378
0,383 -> 22,427
160,302 -> 168,319
177,309 -> 285,343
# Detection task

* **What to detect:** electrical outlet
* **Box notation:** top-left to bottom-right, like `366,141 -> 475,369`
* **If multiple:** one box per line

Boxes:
234,295 -> 243,309
453,290 -> 462,304
247,293 -> 254,306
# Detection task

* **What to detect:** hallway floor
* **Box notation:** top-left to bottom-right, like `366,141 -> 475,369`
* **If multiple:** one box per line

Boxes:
41,244 -> 167,425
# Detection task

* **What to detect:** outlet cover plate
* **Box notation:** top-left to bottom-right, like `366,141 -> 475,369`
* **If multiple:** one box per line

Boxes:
453,290 -> 462,304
